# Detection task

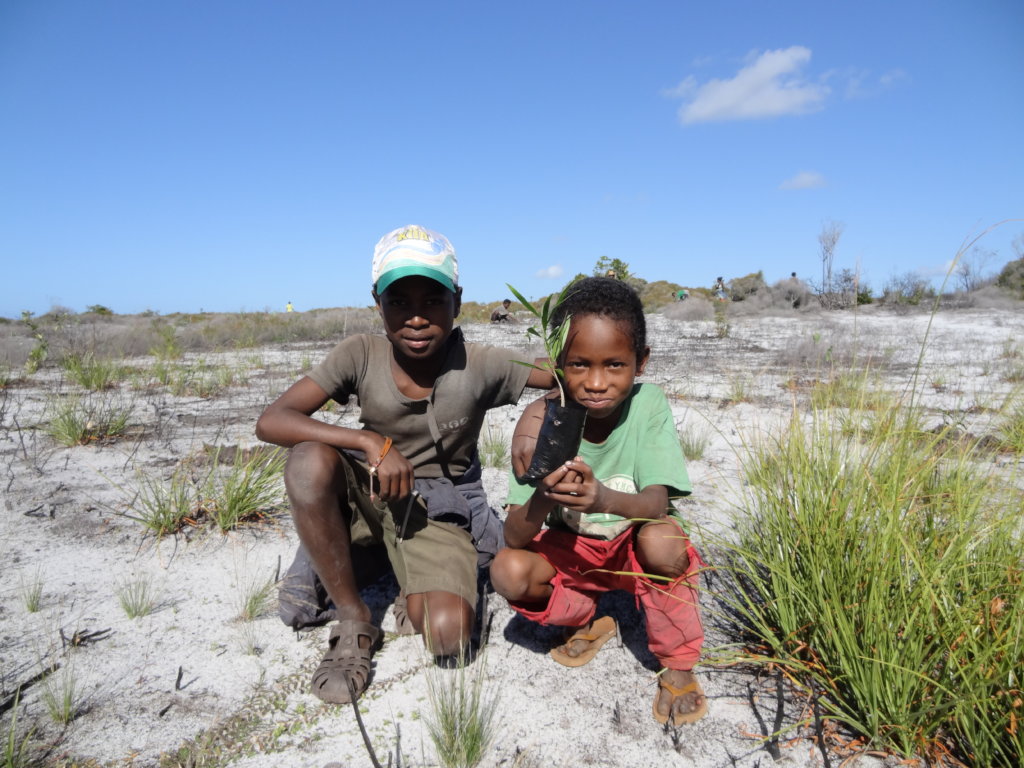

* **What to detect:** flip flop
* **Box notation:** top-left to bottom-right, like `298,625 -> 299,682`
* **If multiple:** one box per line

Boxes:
310,619 -> 382,704
549,615 -> 617,667
653,675 -> 708,726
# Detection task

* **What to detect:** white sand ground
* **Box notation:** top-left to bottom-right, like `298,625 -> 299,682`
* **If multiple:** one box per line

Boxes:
1,304 -> 1021,768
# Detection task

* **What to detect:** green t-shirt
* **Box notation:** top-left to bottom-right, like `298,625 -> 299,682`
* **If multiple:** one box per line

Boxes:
506,383 -> 690,539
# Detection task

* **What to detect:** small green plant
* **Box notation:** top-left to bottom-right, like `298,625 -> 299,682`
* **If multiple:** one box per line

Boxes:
20,311 -> 48,374
149,321 -> 183,361
18,568 -> 43,613
45,395 -> 133,445
995,395 -> 1024,453
725,374 -> 750,404
205,447 -> 286,532
125,467 -> 198,536
506,283 -> 574,405
479,422 -> 509,469
3,688 -> 34,768
713,302 -> 730,338
116,574 -> 159,618
41,662 -> 79,726
234,568 -> 277,622
678,423 -> 710,461
62,353 -> 126,390
423,652 -> 500,768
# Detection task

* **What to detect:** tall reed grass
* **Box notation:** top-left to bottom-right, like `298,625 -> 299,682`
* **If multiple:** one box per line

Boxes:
712,394 -> 1023,766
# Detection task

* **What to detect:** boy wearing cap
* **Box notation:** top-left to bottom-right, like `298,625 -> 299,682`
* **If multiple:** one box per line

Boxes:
256,225 -> 554,704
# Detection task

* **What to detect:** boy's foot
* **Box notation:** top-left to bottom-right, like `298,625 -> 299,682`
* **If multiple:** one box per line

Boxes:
390,589 -> 416,636
310,619 -> 382,704
549,616 -> 617,667
653,669 -> 707,726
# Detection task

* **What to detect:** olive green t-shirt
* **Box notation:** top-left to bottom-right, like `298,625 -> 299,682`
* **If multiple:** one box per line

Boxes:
506,383 -> 691,539
308,329 -> 531,480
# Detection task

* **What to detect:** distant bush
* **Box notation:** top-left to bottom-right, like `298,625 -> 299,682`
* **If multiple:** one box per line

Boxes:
662,295 -> 714,321
996,256 -> 1024,298
86,305 -> 114,316
882,272 -> 935,306
639,280 -> 685,311
728,271 -> 766,302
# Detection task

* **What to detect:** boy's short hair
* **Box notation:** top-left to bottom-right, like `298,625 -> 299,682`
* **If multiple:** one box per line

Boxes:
371,225 -> 459,294
552,277 -> 647,363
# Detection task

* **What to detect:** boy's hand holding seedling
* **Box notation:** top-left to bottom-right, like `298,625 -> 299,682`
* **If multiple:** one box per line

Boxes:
538,458 -> 670,520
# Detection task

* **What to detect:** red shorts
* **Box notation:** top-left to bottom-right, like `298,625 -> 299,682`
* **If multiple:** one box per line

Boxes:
507,522 -> 705,670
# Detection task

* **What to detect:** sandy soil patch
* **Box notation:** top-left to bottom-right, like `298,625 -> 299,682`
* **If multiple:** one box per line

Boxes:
2,305 -> 1021,767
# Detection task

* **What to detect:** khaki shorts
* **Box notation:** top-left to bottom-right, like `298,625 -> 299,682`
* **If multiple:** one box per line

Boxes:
337,451 -> 477,608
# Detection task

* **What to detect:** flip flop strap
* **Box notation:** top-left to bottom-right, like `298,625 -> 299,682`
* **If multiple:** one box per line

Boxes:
659,680 -> 699,697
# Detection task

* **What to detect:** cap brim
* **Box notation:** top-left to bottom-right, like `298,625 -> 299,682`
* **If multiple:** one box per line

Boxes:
375,266 -> 456,294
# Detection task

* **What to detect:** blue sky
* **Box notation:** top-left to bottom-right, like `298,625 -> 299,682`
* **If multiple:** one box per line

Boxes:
2,0 -> 1022,318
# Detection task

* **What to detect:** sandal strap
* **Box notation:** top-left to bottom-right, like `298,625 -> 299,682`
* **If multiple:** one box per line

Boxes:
565,616 -> 616,643
658,680 -> 699,697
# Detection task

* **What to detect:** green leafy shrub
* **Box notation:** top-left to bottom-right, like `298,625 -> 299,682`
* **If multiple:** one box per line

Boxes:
995,256 -> 1024,298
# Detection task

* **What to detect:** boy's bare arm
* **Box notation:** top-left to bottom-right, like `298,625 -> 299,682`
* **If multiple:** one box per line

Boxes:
256,377 -> 415,500
503,463 -> 572,548
524,359 -> 558,390
510,396 -> 547,478
256,377 -> 375,452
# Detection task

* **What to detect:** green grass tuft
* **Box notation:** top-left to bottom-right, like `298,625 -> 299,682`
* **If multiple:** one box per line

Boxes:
423,652 -> 500,768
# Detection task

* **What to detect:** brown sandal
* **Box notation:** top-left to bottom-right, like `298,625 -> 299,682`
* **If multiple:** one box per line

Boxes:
310,619 -> 382,704
549,616 -> 617,667
391,590 -> 416,636
653,675 -> 708,725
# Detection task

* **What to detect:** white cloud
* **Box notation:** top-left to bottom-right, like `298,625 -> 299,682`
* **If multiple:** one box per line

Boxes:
670,46 -> 829,124
535,265 -> 564,280
845,67 -> 909,99
779,171 -> 827,190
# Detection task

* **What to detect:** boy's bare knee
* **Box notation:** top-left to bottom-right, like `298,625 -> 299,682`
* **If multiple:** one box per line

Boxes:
490,549 -> 532,600
423,601 -> 473,657
285,442 -> 346,506
635,522 -> 689,579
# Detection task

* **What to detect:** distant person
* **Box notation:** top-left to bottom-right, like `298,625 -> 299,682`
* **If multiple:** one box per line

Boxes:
492,277 -> 707,727
675,288 -> 689,301
255,225 -> 555,705
490,298 -> 512,323
286,301 -> 294,313
713,277 -> 727,301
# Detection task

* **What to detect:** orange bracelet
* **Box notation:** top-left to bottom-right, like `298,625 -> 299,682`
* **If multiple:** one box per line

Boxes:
370,437 -> 393,470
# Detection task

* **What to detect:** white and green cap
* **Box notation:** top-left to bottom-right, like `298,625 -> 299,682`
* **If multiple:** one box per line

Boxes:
371,225 -> 459,294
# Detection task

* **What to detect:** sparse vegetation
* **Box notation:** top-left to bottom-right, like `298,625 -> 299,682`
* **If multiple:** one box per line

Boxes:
116,574 -> 159,618
678,422 -> 711,461
45,394 -> 133,445
18,568 -> 43,613
479,421 -> 510,469
713,384 -> 1024,766
3,689 -> 34,768
424,652 -> 500,768
62,353 -> 128,390
41,662 -> 80,726
234,567 -> 278,622
995,394 -> 1024,453
126,467 -> 198,536
203,447 -> 286,532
